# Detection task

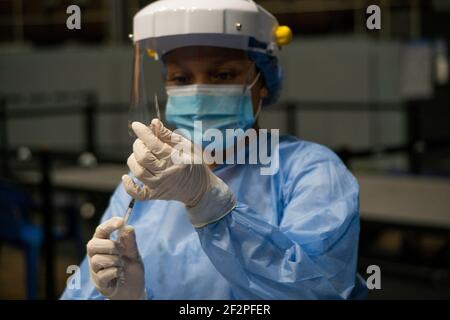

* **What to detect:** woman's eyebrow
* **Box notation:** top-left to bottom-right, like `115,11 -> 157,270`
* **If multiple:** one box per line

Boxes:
165,62 -> 191,75
165,57 -> 249,73
209,57 -> 248,67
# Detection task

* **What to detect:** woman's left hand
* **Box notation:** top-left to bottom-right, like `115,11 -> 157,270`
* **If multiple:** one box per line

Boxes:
122,119 -> 236,228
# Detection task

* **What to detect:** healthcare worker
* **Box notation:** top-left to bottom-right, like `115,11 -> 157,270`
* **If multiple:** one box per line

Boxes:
62,0 -> 367,300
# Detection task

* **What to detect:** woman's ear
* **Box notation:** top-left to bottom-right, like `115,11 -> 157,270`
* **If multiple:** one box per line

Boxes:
260,86 -> 268,98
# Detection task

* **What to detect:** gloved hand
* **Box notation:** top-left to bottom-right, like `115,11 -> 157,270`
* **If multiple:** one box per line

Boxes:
87,217 -> 146,300
122,119 -> 236,228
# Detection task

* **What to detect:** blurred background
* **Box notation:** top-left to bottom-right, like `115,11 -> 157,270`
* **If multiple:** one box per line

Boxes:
0,0 -> 449,299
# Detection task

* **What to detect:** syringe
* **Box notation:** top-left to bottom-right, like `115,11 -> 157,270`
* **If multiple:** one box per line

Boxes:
123,198 -> 136,226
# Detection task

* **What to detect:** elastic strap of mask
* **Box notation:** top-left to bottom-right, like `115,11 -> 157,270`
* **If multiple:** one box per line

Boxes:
247,72 -> 261,91
249,73 -> 263,122
246,73 -> 263,127
242,72 -> 261,95
254,98 -> 263,121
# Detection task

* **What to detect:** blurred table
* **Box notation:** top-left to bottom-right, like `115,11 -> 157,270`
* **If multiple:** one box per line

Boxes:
17,164 -> 127,193
357,173 -> 450,230
19,166 -> 450,229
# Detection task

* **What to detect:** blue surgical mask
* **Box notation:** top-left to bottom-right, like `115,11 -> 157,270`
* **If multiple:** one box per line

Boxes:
165,74 -> 261,149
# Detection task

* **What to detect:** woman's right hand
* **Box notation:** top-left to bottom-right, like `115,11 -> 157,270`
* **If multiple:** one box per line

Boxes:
87,217 -> 146,300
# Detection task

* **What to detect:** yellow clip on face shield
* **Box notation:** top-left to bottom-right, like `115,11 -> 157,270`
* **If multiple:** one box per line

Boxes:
147,49 -> 158,60
275,26 -> 293,47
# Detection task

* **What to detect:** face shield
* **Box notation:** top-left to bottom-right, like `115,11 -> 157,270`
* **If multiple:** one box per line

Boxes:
129,40 -> 263,151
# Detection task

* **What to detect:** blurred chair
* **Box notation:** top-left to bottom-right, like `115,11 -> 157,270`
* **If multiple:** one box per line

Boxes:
0,179 -> 42,300
53,203 -> 85,261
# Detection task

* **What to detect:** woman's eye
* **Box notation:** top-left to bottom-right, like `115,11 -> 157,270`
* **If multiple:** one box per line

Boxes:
211,72 -> 236,82
168,75 -> 190,85
174,76 -> 189,85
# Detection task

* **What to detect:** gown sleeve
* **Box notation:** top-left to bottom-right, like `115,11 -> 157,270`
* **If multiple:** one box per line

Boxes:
196,148 -> 365,299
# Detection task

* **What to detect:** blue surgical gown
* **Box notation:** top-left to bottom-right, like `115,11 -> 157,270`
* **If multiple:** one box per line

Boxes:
61,135 -> 367,299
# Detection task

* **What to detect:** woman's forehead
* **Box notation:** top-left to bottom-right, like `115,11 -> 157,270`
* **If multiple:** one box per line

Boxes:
164,46 -> 251,67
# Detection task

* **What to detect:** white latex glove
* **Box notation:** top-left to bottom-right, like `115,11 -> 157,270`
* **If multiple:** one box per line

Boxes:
87,217 -> 146,300
122,119 -> 236,228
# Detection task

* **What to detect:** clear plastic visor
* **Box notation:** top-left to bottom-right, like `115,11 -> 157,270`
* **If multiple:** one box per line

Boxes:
129,40 -> 262,138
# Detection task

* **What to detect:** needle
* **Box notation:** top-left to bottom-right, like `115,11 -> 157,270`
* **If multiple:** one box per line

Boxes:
122,94 -> 160,231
